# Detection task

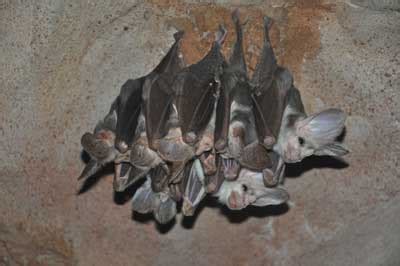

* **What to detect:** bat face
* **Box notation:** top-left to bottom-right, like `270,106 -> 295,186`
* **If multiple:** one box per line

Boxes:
216,169 -> 289,210
275,107 -> 348,163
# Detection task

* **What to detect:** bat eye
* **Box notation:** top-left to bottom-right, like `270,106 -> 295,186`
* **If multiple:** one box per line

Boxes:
298,137 -> 305,146
242,184 -> 248,192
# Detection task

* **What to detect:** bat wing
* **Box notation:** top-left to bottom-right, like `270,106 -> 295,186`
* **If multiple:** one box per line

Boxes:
252,67 -> 294,147
115,78 -> 144,152
143,31 -> 185,148
250,16 -> 280,148
175,71 -> 219,145
213,84 -> 230,151
152,31 -> 185,76
142,76 -> 174,149
251,16 -> 277,95
175,26 -> 227,145
149,164 -> 169,193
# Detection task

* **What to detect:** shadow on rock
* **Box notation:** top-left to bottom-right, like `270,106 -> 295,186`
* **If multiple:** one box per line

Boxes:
285,155 -> 349,178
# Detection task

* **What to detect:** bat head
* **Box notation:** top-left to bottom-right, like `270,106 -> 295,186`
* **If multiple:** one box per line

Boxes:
216,169 -> 289,210
275,108 -> 348,163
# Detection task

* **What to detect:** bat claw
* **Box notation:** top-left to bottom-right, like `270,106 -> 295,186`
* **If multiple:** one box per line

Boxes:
184,131 -> 197,144
215,25 -> 227,45
222,158 -> 240,181
115,140 -> 128,153
263,136 -> 276,148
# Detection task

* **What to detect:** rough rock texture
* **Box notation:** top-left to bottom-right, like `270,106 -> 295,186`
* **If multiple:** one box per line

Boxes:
1,0 -> 399,265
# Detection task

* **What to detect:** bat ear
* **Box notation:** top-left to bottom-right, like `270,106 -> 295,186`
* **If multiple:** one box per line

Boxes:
314,142 -> 349,157
131,179 -> 156,214
182,159 -> 206,216
296,108 -> 346,146
95,103 -> 118,133
252,187 -> 289,207
153,194 -> 177,224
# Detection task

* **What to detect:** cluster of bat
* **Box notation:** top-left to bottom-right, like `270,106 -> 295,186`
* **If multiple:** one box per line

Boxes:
78,11 -> 348,224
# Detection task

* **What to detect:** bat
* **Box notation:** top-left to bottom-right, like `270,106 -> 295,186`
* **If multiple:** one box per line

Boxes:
79,31 -> 185,188
217,10 -> 267,181
174,25 -> 227,146
251,16 -> 282,149
215,168 -> 289,210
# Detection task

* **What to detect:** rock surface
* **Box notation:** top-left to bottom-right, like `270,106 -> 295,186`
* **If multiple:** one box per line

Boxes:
1,0 -> 399,265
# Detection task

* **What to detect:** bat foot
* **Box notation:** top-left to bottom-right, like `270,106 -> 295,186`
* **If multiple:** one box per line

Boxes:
263,136 -> 276,149
222,158 -> 240,181
115,140 -> 128,153
182,200 -> 195,216
214,139 -> 227,151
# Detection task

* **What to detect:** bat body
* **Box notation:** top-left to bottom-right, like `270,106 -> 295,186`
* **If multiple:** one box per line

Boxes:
215,10 -> 256,181
174,26 -> 227,146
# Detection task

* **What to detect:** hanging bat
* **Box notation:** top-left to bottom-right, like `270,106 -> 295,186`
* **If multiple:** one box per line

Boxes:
174,25 -> 227,146
251,16 -> 348,185
215,10 -> 273,182
79,31 -> 185,187
215,168 -> 289,210
115,30 -> 185,153
251,16 -> 281,149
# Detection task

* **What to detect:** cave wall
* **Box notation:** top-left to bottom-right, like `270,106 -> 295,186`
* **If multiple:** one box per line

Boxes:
1,0 -> 400,265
